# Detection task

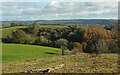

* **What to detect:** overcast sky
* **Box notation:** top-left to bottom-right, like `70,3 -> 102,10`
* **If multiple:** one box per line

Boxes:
0,1 -> 118,21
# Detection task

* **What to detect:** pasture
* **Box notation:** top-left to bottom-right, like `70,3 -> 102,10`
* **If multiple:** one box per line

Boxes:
2,25 -> 69,38
2,26 -> 27,38
2,43 -> 62,63
2,53 -> 119,73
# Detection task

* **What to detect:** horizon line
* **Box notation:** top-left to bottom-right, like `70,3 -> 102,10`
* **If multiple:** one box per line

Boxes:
1,18 -> 118,21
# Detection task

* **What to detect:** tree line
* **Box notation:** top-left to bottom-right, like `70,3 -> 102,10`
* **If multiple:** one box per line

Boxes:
3,22 -> 119,54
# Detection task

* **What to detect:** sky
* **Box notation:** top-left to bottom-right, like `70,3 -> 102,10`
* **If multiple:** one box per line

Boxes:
0,1 -> 119,21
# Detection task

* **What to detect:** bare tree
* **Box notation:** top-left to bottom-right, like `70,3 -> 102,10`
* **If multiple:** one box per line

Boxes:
95,39 -> 109,54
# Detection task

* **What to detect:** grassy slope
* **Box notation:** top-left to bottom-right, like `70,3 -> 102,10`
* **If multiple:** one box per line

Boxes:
2,43 -> 62,63
2,53 -> 119,73
2,26 -> 27,38
2,25 -> 88,39
2,25 -> 68,38
40,25 -> 69,28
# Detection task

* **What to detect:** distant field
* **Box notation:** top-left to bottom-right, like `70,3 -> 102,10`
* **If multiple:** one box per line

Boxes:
2,43 -> 62,63
2,26 -> 27,38
40,25 -> 69,28
2,25 -> 88,39
2,25 -> 69,38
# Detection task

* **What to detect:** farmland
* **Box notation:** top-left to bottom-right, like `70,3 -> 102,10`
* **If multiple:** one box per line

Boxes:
2,25 -> 69,38
2,43 -> 62,63
2,23 -> 119,73
1,1 -> 119,74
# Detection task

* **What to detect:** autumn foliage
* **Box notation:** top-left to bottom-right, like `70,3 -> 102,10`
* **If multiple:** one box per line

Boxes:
72,42 -> 83,53
83,27 -> 115,43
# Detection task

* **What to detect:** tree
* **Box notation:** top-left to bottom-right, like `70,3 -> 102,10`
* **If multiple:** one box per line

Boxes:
104,25 -> 112,30
24,34 -> 36,44
31,23 -> 40,34
18,22 -> 25,26
72,42 -> 83,53
73,23 -> 79,29
95,39 -> 109,54
55,38 -> 69,55
35,36 -> 48,45
12,30 -> 26,43
11,22 -> 18,26
83,27 -> 117,53
68,23 -> 78,31
83,26 -> 112,43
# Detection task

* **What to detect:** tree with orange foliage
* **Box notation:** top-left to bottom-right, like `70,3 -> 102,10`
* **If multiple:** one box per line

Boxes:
72,42 -> 83,53
83,26 -> 116,53
83,26 -> 113,43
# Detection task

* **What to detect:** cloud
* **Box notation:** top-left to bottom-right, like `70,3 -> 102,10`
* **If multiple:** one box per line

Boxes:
1,2 -> 118,21
1,0 -> 119,2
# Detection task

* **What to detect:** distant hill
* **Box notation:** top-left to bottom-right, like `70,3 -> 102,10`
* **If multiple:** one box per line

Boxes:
1,19 -> 117,25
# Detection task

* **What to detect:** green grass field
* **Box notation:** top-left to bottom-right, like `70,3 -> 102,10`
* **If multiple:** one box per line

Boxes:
2,43 -> 62,63
40,25 -> 69,28
2,26 -> 27,38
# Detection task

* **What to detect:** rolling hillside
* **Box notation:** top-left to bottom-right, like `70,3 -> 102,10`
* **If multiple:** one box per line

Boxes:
2,43 -> 62,63
2,26 -> 27,38
2,53 -> 118,73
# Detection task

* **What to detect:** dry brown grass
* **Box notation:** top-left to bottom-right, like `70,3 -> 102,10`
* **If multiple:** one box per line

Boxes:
2,53 -> 119,73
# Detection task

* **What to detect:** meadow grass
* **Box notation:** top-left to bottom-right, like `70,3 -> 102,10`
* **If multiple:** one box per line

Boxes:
40,25 -> 69,28
2,43 -> 62,63
2,53 -> 119,73
2,26 -> 27,38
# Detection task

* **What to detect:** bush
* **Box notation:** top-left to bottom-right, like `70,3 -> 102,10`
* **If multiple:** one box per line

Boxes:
11,22 -> 18,26
109,43 -> 119,53
35,36 -> 49,45
72,42 -> 83,53
82,42 -> 87,51
85,42 -> 95,53
24,34 -> 36,44
55,38 -> 69,48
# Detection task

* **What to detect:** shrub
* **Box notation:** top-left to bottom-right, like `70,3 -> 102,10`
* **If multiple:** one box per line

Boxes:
82,42 -> 87,51
55,38 -> 68,48
11,22 -> 18,26
72,42 -> 83,53
109,43 -> 119,53
24,34 -> 36,44
35,36 -> 49,45
18,22 -> 25,26
85,42 -> 95,53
